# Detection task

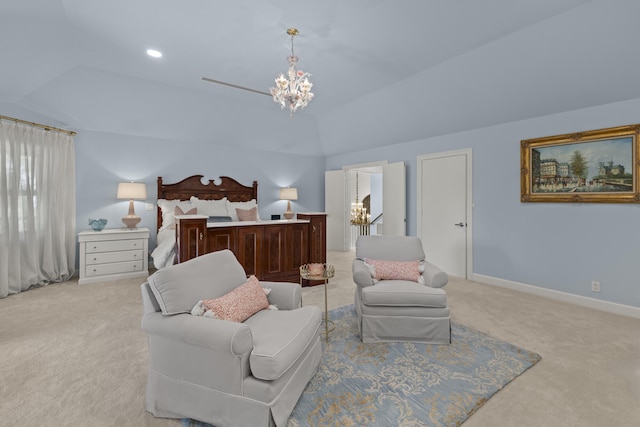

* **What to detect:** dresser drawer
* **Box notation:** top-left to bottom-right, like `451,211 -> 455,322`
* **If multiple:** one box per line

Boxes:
85,260 -> 144,277
85,239 -> 144,253
86,250 -> 144,265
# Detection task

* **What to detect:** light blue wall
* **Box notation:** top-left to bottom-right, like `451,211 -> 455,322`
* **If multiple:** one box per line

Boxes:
326,98 -> 640,308
4,97 -> 638,309
75,130 -> 326,250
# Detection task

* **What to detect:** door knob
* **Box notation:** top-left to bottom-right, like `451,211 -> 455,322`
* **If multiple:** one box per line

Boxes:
454,222 -> 466,227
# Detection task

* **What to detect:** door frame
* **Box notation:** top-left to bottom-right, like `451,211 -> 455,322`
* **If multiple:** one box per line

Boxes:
416,148 -> 473,279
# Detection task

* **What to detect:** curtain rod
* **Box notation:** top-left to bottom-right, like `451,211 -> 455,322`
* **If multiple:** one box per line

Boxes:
0,114 -> 77,136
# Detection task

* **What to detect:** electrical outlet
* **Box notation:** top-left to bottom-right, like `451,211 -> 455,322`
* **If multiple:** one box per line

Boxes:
145,203 -> 154,211
591,281 -> 601,293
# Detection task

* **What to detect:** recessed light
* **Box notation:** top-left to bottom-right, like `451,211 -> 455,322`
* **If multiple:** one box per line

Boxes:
146,49 -> 163,58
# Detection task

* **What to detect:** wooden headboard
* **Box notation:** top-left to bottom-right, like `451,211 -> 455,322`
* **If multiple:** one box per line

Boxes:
156,175 -> 258,230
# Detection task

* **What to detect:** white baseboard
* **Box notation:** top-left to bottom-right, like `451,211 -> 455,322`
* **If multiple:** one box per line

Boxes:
471,273 -> 640,319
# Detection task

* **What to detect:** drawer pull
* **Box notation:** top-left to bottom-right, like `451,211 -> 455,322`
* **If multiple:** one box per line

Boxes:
93,258 -> 97,261
200,232 -> 203,241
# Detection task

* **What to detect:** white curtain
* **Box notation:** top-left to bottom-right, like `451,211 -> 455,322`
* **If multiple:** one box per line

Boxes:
0,120 -> 76,298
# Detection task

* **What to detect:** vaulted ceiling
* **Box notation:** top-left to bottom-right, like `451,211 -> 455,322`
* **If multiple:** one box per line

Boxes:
3,0 -> 640,156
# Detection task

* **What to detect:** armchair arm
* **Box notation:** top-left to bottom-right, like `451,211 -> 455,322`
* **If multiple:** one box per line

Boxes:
260,281 -> 302,310
352,259 -> 374,287
141,312 -> 253,356
422,261 -> 449,288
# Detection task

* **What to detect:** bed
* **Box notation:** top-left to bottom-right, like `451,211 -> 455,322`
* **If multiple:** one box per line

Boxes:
151,175 -> 327,283
151,175 -> 258,269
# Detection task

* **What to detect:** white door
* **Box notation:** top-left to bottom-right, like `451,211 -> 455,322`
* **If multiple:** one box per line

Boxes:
417,149 -> 472,278
325,170 -> 348,250
382,161 -> 406,236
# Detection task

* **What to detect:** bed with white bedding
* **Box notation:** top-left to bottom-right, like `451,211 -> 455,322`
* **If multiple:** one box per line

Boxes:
150,175 -> 258,269
151,228 -> 178,269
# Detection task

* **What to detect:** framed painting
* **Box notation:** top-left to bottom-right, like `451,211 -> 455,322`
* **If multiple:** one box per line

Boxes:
521,124 -> 640,203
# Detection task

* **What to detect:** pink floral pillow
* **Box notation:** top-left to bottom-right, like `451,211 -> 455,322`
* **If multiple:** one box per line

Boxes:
200,275 -> 269,322
236,207 -> 258,221
364,259 -> 421,282
170,206 -> 197,229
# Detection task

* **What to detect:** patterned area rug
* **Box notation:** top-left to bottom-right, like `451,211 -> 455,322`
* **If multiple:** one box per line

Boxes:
184,304 -> 541,427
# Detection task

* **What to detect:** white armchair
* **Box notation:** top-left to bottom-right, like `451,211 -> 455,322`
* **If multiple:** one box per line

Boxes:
141,250 -> 322,427
353,235 -> 451,344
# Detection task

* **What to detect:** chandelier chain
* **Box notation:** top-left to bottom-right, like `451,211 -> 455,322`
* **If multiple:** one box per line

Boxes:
291,33 -> 295,58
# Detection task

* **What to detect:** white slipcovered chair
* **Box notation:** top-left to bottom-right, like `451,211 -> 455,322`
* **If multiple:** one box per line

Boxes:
352,235 -> 451,344
141,250 -> 322,427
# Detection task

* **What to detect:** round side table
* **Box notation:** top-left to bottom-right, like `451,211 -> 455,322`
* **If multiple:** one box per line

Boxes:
300,263 -> 335,341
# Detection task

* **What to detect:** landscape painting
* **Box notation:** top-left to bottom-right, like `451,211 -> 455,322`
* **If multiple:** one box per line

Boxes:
521,124 -> 640,203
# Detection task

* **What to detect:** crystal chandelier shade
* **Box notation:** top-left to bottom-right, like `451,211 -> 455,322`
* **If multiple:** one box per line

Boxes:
270,28 -> 314,116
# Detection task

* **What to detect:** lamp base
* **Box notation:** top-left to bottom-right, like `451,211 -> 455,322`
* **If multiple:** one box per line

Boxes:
283,211 -> 295,220
122,215 -> 141,228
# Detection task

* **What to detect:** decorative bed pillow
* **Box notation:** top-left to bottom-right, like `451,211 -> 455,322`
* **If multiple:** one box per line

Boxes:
236,207 -> 258,221
190,196 -> 230,217
227,199 -> 259,221
158,199 -> 193,231
170,205 -> 197,229
191,275 -> 269,322
364,258 -> 421,283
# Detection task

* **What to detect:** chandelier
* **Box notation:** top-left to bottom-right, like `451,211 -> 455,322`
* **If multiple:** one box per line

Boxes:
270,28 -> 314,117
350,172 -> 371,226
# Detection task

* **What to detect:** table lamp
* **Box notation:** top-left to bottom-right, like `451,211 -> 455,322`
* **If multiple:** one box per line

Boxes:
279,187 -> 298,219
117,182 -> 147,228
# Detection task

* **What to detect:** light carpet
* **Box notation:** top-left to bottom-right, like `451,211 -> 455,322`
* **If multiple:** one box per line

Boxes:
185,304 -> 540,427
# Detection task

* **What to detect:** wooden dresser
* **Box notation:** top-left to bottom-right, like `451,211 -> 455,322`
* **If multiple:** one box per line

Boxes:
175,214 -> 326,284
78,228 -> 149,285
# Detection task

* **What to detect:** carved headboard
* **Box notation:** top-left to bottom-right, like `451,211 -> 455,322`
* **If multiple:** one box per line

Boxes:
156,175 -> 258,230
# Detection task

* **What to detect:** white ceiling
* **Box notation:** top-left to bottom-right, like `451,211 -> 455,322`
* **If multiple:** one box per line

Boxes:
2,0 -> 640,157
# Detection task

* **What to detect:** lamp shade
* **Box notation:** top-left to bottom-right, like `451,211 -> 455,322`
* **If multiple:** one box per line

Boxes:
117,182 -> 147,200
279,187 -> 298,201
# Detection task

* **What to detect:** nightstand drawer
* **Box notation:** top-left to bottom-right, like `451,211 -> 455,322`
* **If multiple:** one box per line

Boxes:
85,239 -> 144,253
85,260 -> 144,277
86,250 -> 144,265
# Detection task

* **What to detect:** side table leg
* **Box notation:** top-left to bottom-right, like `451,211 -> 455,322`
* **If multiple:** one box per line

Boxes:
324,279 -> 328,341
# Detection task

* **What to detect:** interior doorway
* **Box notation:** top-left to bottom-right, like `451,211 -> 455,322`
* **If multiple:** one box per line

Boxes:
417,149 -> 472,278
325,161 -> 406,250
348,168 -> 381,247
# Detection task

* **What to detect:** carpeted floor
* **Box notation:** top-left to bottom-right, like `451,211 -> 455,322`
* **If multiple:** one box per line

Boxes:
1,250 -> 639,426
184,304 -> 540,427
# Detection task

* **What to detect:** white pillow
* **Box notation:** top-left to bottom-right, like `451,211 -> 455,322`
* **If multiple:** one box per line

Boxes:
227,199 -> 259,221
157,199 -> 193,231
190,196 -> 229,217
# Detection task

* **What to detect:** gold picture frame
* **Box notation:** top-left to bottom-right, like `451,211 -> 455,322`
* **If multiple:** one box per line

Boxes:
521,124 -> 640,203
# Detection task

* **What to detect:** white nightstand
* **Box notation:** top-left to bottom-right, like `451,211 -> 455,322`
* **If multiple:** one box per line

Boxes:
78,227 -> 150,285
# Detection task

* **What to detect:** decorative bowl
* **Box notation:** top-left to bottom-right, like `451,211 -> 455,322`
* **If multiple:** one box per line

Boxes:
89,218 -> 108,231
308,263 -> 325,276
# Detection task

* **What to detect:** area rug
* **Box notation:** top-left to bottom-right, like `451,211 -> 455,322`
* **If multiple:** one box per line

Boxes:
183,304 -> 541,427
